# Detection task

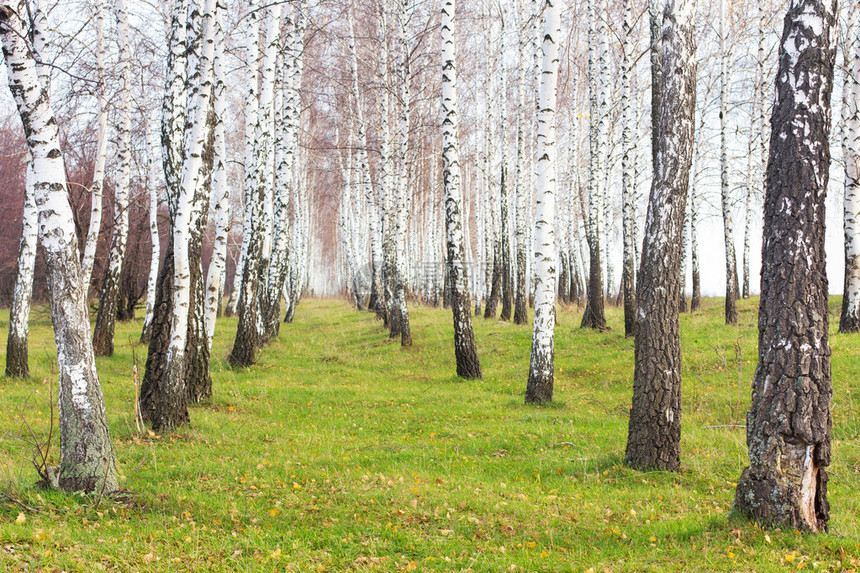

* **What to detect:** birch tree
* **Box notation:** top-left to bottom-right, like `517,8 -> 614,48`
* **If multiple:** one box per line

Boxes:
525,0 -> 560,403
620,0 -> 636,337
4,0 -> 46,379
624,0 -> 697,471
580,0 -> 607,330
93,0 -> 133,356
840,2 -> 860,332
141,125 -> 161,343
0,1 -> 118,492
718,0 -> 739,324
441,0 -> 482,379
204,1 -> 229,350
733,0 -> 837,531
79,0 -> 109,290
513,0 -> 529,326
6,162 -> 37,378
392,0 -> 412,346
230,1 -> 272,366
140,0 -> 188,426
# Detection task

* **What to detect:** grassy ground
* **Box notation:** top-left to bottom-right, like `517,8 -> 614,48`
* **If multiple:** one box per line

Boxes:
0,296 -> 859,572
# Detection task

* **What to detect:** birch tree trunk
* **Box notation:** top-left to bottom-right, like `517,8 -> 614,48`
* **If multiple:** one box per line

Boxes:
182,0 -> 219,404
513,0 -> 529,325
140,125 -> 161,343
733,0 -> 837,531
393,0 -> 412,346
525,0 -> 560,403
93,0 -> 133,357
204,2 -> 228,351
620,0 -> 636,337
6,0 -> 48,378
0,2 -> 118,492
648,0 -> 662,171
6,164 -> 37,378
719,0 -> 739,324
229,0 -> 268,367
580,0 -> 607,330
140,0 -> 187,427
624,0 -> 697,472
154,0 -> 217,428
441,0 -> 482,379
690,150 -> 701,311
840,2 -> 860,332
80,0 -> 108,290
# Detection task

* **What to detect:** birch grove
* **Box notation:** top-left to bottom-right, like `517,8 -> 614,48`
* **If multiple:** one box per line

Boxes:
0,0 -> 856,529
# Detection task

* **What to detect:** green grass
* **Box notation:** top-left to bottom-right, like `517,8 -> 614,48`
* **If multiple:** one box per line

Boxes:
1,296 -> 859,571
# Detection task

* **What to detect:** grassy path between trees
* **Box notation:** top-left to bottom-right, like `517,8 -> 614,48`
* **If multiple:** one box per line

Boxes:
1,297 -> 859,571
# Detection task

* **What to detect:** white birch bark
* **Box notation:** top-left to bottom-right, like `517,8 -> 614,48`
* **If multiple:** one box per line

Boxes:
393,0 -> 412,346
163,0 -> 217,412
80,0 -> 108,289
92,0 -> 133,356
5,0 -> 47,378
841,1 -> 860,331
441,0 -> 482,378
0,1 -> 118,491
204,2 -> 229,350
141,124 -> 161,343
620,0 -> 636,335
6,163 -> 38,378
719,0 -> 738,324
526,0 -> 560,403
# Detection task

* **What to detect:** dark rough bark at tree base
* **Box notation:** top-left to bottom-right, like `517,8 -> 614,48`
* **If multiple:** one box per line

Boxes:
624,0 -> 696,473
500,268 -> 513,322
581,239 -> 607,330
733,0 -> 836,533
388,305 -> 402,339
690,268 -> 701,311
185,254 -> 212,403
139,236 -> 190,430
484,252 -> 501,319
5,333 -> 29,378
839,276 -> 860,332
451,289 -> 481,379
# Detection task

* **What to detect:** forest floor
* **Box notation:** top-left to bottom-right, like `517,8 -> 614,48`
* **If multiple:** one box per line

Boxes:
1,297 -> 860,572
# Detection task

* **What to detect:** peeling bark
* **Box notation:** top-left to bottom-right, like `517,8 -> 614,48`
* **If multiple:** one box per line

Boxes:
733,0 -> 837,532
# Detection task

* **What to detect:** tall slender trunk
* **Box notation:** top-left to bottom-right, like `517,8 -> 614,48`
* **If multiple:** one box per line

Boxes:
733,0 -> 837,531
393,0 -> 412,346
140,0 -> 188,427
513,0 -> 529,325
624,0 -> 697,472
690,148 -> 701,311
92,0 -> 133,357
526,0 -> 560,403
840,2 -> 860,332
204,2 -> 228,351
719,0 -> 738,324
81,0 -> 108,290
6,165 -> 38,378
0,2 -> 118,492
141,125 -> 161,343
158,0 -> 217,426
441,0 -> 482,379
620,0 -> 636,336
581,0 -> 606,330
648,0 -> 661,172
